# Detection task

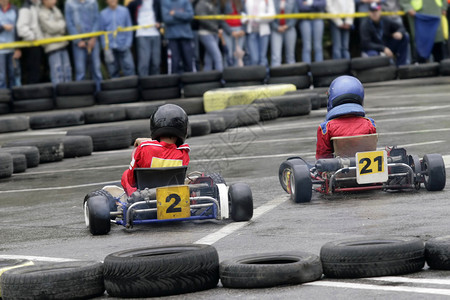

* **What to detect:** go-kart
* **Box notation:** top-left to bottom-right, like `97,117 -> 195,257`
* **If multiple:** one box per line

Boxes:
279,134 -> 446,203
83,166 -> 254,235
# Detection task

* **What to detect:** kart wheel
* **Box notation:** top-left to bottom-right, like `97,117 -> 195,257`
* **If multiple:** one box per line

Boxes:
228,183 -> 253,222
85,195 -> 111,235
289,164 -> 312,203
279,158 -> 306,193
423,154 -> 446,191
425,236 -> 450,270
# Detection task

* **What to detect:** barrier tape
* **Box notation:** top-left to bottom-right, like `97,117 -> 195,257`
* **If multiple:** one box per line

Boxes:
0,11 -> 404,50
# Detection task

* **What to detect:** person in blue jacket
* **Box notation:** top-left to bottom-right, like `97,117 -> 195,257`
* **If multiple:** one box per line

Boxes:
297,0 -> 326,63
100,0 -> 135,78
0,0 -> 21,88
271,0 -> 298,66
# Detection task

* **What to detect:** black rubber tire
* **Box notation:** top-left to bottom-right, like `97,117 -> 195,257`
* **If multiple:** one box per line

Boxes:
124,101 -> 164,120
351,56 -> 392,71
289,164 -> 312,203
101,75 -> 139,90
103,244 -> 219,298
29,110 -> 85,129
353,65 -> 398,83
96,88 -> 140,104
139,74 -> 180,89
269,62 -> 310,77
223,65 -> 267,82
126,122 -> 151,145
439,58 -> 450,76
320,236 -> 425,278
0,103 -> 10,114
252,102 -> 279,121
10,153 -> 26,173
165,97 -> 205,115
310,59 -> 351,77
0,89 -> 11,103
398,63 -> 440,79
213,105 -> 260,128
82,106 -> 127,124
313,75 -> 341,88
56,80 -> 96,96
224,81 -> 263,88
0,116 -> 29,133
55,94 -> 96,109
59,136 -> 93,158
1,261 -> 104,299
141,86 -> 181,101
228,182 -> 253,221
0,152 -> 13,178
85,194 -> 111,235
254,94 -> 311,117
189,119 -> 211,136
278,158 -> 307,193
84,189 -> 117,218
220,251 -> 322,288
183,81 -> 222,98
422,154 -> 446,191
0,259 -> 33,292
181,70 -> 222,83
425,236 -> 450,270
67,126 -> 131,151
268,75 -> 311,89
0,146 -> 39,168
286,92 -> 321,110
12,98 -> 54,113
12,82 -> 54,100
2,138 -> 64,163
189,115 -> 226,133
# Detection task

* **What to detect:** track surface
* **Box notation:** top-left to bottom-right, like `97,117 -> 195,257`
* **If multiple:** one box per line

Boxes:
1,78 -> 450,299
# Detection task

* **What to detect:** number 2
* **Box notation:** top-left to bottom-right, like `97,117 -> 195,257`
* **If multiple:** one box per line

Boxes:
166,193 -> 182,213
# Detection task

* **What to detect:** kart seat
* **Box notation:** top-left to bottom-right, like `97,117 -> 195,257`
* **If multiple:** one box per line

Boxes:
331,133 -> 378,158
134,166 -> 188,190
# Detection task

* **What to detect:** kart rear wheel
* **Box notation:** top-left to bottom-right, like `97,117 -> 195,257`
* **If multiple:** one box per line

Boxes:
279,157 -> 306,193
423,154 -> 446,191
85,195 -> 111,235
228,183 -> 253,221
289,164 -> 312,203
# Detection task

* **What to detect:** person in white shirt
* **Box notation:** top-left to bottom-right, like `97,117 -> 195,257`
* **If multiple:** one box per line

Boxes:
326,0 -> 354,59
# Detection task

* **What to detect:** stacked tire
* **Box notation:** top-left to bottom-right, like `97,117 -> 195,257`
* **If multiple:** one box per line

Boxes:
55,80 -> 96,109
181,71 -> 223,98
0,89 -> 11,114
11,83 -> 54,113
398,62 -> 440,79
140,74 -> 181,101
311,59 -> 351,87
223,66 -> 266,87
351,56 -> 397,83
268,63 -> 311,89
97,75 -> 140,104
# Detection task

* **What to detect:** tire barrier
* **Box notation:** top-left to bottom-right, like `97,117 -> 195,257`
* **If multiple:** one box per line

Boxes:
2,138 -> 64,163
67,126 -> 132,151
55,80 -> 96,109
0,152 -> 13,178
311,59 -> 351,88
82,106 -> 127,124
398,62 -> 440,79
0,116 -> 29,133
140,74 -> 181,101
269,62 -> 310,77
124,101 -> 165,120
182,70 -> 223,98
97,75 -> 140,105
254,94 -> 311,117
0,90 -> 11,115
0,259 -> 34,297
9,153 -> 27,173
29,110 -> 85,129
189,114 -> 227,133
0,146 -> 40,168
425,236 -> 450,270
353,65 -> 398,84
166,97 -> 205,115
59,135 -> 93,158
12,98 -> 54,113
11,83 -> 55,113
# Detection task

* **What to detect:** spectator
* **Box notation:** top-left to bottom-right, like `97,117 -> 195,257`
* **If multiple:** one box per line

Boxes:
65,0 -> 102,91
161,0 -> 195,73
128,0 -> 161,76
298,0 -> 326,63
382,0 -> 402,25
400,0 -> 448,63
220,0 -> 246,67
244,0 -> 275,66
190,0 -> 201,71
326,0 -> 354,59
360,3 -> 409,65
16,0 -> 42,84
195,0 -> 224,71
270,0 -> 298,66
0,0 -> 20,88
100,0 -> 135,78
38,0 -> 72,85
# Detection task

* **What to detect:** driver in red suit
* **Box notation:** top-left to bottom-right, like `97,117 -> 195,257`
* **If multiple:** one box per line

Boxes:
316,75 -> 377,159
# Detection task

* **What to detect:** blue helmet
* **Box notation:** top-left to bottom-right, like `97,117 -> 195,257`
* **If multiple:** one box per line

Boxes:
325,76 -> 365,121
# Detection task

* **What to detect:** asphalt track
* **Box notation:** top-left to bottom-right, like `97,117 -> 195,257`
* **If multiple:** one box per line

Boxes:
1,77 -> 450,299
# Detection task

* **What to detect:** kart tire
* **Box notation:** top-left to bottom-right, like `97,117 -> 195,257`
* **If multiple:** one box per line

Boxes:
183,81 -> 222,98
82,106 -> 127,124
223,65 -> 266,82
252,102 -> 279,121
29,110 -> 85,129
289,164 -> 312,203
353,65 -> 398,83
55,94 -> 96,109
189,119 -> 211,137
313,75 -> 340,88
0,152 -> 13,178
0,146 -> 39,168
269,62 -> 310,77
254,94 -> 311,117
12,98 -> 54,113
0,103 -> 10,115
84,189 -> 117,218
56,80 -> 96,96
103,244 -> 219,298
279,158 -> 307,193
165,97 -> 205,115
350,56 -> 391,71
124,101 -> 164,120
310,59 -> 351,77
268,75 -> 311,89
439,58 -> 450,75
141,86 -> 181,101
425,236 -> 450,270
85,194 -> 111,235
0,259 -> 34,297
96,88 -> 140,104
398,63 -> 439,79
101,75 -> 139,90
59,136 -> 93,158
219,251 -> 322,288
320,236 -> 425,278
12,82 -> 54,100
10,153 -> 26,173
224,81 -> 263,88
2,138 -> 64,163
67,126 -> 131,151
0,116 -> 29,133
228,182 -> 253,221
139,74 -> 180,89
0,261 -> 104,299
422,154 -> 446,191
189,115 -> 226,133
181,70 -> 222,83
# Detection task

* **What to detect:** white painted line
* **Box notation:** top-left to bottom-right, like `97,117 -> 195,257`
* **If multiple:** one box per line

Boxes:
396,140 -> 446,148
305,281 -> 450,296
369,276 -> 450,285
194,195 -> 288,245
0,254 -> 77,262
1,181 -> 119,194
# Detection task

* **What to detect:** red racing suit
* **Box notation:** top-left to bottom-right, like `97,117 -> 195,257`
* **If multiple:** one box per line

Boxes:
316,115 -> 377,159
121,140 -> 190,196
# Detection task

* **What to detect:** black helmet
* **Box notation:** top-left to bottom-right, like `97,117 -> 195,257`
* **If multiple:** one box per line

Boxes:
150,104 -> 188,146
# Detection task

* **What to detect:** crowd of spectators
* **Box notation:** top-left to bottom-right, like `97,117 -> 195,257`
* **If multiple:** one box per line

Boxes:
0,0 -> 449,90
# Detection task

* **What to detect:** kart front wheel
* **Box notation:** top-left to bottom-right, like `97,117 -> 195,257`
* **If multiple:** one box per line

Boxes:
228,183 -> 253,222
422,154 -> 446,191
84,195 -> 111,235
289,164 -> 312,203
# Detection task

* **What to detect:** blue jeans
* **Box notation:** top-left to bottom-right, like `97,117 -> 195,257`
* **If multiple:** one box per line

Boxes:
247,32 -> 269,66
0,52 -> 20,88
72,41 -> 102,91
107,48 -> 136,78
199,34 -> 223,71
168,38 -> 194,74
48,48 -> 72,85
223,27 -> 246,67
270,26 -> 297,67
330,22 -> 350,59
137,36 -> 161,76
298,19 -> 324,63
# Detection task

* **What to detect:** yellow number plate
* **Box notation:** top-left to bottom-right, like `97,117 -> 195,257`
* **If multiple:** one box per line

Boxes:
356,150 -> 388,184
156,185 -> 190,220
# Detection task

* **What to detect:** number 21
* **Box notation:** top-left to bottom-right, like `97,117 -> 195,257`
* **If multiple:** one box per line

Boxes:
360,156 -> 383,174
